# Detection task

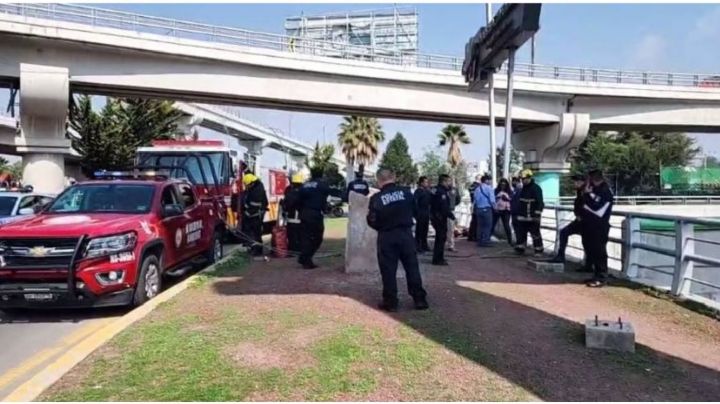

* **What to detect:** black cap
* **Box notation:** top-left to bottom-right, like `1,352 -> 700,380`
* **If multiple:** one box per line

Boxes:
571,174 -> 586,181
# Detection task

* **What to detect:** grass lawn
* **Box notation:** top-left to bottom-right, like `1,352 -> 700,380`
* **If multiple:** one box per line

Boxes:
40,216 -> 720,401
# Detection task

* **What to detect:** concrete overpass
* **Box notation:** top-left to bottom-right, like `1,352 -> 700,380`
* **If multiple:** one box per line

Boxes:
2,3 -> 720,194
173,102 -> 346,173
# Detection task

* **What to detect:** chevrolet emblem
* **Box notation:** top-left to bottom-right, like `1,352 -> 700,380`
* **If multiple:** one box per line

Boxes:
29,246 -> 51,257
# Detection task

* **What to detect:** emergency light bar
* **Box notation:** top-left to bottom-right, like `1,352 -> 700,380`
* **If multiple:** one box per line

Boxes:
0,185 -> 34,193
151,140 -> 226,147
93,170 -> 170,181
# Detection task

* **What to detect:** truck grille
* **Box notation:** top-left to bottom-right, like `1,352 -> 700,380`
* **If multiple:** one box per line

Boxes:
0,238 -> 80,270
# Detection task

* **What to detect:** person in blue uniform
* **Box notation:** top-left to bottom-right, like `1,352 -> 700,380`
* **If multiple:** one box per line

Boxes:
549,174 -> 589,264
413,176 -> 432,253
583,169 -> 614,287
345,171 -> 370,201
430,174 -> 454,266
297,167 -> 340,269
367,168 -> 429,312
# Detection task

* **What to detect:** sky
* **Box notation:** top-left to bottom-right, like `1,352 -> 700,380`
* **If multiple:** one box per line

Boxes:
4,3 -> 720,168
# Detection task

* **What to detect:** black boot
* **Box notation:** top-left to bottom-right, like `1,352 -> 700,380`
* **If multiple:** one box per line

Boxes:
377,300 -> 399,312
414,298 -> 429,310
548,255 -> 565,263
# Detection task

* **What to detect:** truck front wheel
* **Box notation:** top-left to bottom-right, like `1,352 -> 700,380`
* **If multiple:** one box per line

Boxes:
205,229 -> 224,264
133,254 -> 162,307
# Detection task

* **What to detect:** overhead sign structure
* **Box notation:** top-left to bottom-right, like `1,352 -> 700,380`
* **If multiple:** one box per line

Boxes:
462,4 -> 542,90
462,3 -> 542,180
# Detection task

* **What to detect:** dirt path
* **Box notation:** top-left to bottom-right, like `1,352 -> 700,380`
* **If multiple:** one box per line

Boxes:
42,221 -> 720,401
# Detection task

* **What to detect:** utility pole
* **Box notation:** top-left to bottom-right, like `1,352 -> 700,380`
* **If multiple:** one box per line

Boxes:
503,47 -> 516,180
531,34 -> 536,64
486,2 -> 497,186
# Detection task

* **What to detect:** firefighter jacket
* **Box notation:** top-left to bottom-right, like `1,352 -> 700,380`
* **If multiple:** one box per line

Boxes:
517,181 -> 544,222
243,180 -> 268,219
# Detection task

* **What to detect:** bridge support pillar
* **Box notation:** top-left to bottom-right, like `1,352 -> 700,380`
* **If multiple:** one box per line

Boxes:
175,114 -> 202,140
239,140 -> 267,174
289,154 -> 307,176
513,113 -> 590,203
16,64 -> 71,194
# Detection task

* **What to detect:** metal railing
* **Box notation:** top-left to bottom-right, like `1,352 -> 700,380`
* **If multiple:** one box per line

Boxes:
2,3 -> 720,88
541,206 -> 720,311
557,195 -> 720,205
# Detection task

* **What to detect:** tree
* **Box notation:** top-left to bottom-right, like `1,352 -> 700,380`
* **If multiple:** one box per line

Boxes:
438,124 -> 470,168
71,95 -> 183,176
491,146 -> 524,179
337,115 -> 385,172
418,148 -> 470,193
569,130 -> 700,196
378,132 -> 418,186
307,142 -> 345,189
7,162 -> 22,180
705,155 -> 720,168
0,156 -> 9,174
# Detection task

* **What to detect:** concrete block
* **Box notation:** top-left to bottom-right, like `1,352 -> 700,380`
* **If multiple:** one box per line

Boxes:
585,317 -> 635,353
344,190 -> 378,274
527,259 -> 564,273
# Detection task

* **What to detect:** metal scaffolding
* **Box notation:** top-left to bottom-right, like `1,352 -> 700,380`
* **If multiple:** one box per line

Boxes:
284,6 -> 418,64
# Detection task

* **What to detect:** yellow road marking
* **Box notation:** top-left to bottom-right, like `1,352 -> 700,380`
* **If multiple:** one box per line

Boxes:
0,318 -> 111,392
2,245 -> 242,402
0,347 -> 63,392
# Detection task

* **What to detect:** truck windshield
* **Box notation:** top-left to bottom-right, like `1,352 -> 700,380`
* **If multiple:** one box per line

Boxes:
47,184 -> 155,214
0,196 -> 17,217
136,152 -> 228,186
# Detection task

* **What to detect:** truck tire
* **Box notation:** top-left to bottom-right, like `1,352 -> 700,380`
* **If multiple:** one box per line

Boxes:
133,254 -> 162,307
205,229 -> 224,264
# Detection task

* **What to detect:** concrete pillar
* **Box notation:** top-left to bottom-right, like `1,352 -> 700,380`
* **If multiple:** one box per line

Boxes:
16,64 -> 71,194
513,113 -> 590,203
239,140 -> 266,173
289,154 -> 308,177
175,114 -> 202,140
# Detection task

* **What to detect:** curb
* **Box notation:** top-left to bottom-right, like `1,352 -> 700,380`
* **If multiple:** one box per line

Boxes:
1,246 -> 242,402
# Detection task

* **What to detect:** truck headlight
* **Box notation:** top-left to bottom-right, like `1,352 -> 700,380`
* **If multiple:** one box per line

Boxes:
84,232 -> 137,258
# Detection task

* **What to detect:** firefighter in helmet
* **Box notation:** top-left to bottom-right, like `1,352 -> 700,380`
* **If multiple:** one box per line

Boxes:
242,173 -> 268,256
282,173 -> 304,253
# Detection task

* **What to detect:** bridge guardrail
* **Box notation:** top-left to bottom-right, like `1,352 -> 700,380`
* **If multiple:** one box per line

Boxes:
540,206 -> 720,311
556,195 -> 720,205
2,3 -> 720,88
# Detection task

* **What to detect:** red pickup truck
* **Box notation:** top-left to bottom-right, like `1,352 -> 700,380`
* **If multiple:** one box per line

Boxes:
0,174 -> 224,309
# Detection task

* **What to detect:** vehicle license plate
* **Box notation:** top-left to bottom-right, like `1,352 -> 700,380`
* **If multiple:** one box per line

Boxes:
24,293 -> 54,301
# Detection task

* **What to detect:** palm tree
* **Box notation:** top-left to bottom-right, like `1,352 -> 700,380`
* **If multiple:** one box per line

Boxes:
337,116 -> 385,174
438,124 -> 471,168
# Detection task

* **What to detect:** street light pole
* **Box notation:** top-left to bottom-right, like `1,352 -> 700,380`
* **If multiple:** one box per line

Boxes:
486,2 -> 497,187
503,47 -> 516,180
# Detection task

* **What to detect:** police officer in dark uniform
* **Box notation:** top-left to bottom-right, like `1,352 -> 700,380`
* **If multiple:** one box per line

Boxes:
430,174 -> 454,266
549,174 -> 589,264
367,168 -> 429,312
242,173 -> 268,256
583,169 -> 614,287
282,173 -> 304,253
345,171 -> 370,201
413,176 -> 431,253
297,167 -> 339,269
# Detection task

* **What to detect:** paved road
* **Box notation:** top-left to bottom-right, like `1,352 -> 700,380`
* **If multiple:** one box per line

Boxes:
0,244 -> 240,399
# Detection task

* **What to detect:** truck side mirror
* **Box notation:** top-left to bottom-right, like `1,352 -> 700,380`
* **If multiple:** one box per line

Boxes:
162,204 -> 184,218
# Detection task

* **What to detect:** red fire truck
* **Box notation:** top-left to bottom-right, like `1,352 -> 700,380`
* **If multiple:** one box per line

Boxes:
136,140 -> 288,236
